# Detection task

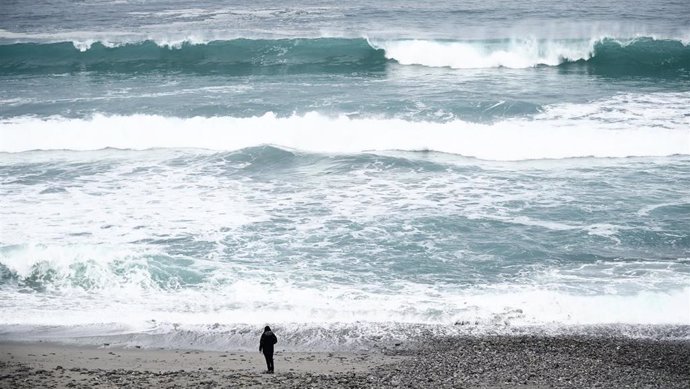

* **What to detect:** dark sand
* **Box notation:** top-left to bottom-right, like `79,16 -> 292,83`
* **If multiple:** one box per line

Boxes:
1,335 -> 689,388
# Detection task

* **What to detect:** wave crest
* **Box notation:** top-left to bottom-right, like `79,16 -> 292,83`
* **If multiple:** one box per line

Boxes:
374,37 -> 690,69
0,244 -> 182,293
0,37 -> 688,74
1,92 -> 689,160
372,38 -> 592,68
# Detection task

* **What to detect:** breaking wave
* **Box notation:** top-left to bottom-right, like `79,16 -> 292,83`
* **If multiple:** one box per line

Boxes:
0,37 -> 688,74
1,91 -> 689,160
1,243 -> 689,351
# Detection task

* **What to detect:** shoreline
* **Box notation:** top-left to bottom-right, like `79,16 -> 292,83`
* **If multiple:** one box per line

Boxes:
2,334 -> 689,388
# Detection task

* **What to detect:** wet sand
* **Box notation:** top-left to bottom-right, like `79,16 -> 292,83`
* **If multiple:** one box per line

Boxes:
1,335 -> 689,388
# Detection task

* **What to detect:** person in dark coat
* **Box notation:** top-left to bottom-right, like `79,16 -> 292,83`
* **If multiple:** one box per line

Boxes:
259,325 -> 278,373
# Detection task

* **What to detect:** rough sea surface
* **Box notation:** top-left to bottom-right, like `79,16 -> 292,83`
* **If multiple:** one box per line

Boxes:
0,0 -> 689,350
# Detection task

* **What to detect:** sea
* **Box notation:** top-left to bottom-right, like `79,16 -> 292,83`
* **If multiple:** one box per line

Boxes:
0,0 -> 689,351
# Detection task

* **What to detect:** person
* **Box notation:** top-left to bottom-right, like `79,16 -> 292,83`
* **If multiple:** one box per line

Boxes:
259,325 -> 278,373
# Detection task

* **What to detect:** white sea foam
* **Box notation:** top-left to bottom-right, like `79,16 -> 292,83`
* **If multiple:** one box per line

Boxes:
1,243 -> 689,329
371,38 -> 597,68
1,97 -> 688,160
1,232 -> 688,329
1,279 -> 688,351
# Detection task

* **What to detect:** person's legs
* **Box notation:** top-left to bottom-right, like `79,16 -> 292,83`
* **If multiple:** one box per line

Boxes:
267,352 -> 274,372
263,352 -> 271,372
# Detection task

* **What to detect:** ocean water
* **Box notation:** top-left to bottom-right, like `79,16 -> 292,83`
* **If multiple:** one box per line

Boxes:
0,0 -> 689,350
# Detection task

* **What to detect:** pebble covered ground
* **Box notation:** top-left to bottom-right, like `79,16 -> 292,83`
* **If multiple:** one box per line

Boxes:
1,335 -> 689,388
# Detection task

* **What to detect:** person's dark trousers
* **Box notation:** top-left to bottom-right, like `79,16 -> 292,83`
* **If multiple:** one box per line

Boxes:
263,352 -> 274,372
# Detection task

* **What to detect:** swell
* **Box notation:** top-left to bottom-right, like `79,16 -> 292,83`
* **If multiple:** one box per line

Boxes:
0,37 -> 689,75
0,38 -> 387,75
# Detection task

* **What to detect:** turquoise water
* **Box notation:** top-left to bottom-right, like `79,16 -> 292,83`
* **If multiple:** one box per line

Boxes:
0,0 -> 689,350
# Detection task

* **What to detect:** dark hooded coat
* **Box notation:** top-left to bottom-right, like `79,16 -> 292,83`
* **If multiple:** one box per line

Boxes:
259,326 -> 278,355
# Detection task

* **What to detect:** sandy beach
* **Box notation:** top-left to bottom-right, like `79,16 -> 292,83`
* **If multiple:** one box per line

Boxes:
0,341 -> 405,388
2,334 -> 689,388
